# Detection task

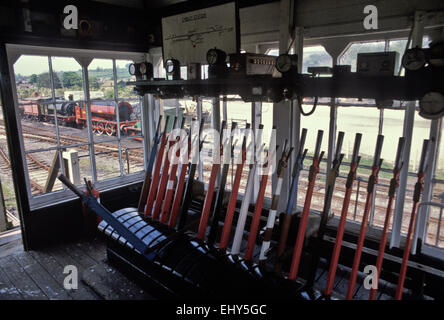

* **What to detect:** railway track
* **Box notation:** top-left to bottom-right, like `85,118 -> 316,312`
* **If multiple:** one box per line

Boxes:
18,123 -> 143,160
0,121 -> 144,194
0,122 -> 144,166
0,145 -> 45,193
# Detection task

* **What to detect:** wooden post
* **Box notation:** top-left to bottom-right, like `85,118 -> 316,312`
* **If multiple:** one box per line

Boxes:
63,149 -> 80,185
44,150 -> 61,193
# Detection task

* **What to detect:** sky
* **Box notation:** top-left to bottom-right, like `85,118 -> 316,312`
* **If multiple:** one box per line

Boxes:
13,55 -> 133,76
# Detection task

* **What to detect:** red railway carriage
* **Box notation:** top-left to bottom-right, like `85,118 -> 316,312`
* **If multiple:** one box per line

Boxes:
22,97 -> 50,120
21,97 -> 138,136
75,100 -> 138,136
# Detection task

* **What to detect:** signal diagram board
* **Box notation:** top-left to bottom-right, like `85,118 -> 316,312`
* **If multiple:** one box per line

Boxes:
161,2 -> 238,66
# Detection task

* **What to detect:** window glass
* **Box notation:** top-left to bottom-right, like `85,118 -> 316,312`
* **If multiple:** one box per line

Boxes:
87,59 -> 118,145
335,107 -> 381,223
302,45 -> 333,73
402,111 -> 430,236
10,53 -> 146,201
14,55 -> 50,99
339,41 -> 386,72
298,105 -> 330,212
88,59 -> 114,99
267,49 -> 279,56
115,59 -> 144,176
14,55 -> 57,154
50,57 -> 87,147
262,102 -> 273,197
94,141 -> 121,181
388,39 -> 407,75
0,99 -> 19,227
338,41 -> 387,107
13,55 -> 59,196
225,98 -> 251,192
436,125 -> 444,179
428,128 -> 443,248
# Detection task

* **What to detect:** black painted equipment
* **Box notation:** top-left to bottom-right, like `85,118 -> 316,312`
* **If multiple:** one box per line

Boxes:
58,174 -> 308,299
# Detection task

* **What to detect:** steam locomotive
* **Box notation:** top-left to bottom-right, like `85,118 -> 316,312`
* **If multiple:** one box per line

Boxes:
21,97 -> 138,136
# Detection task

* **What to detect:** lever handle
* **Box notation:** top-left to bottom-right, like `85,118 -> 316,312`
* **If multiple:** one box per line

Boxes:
418,139 -> 430,174
314,130 -> 324,159
352,133 -> 362,164
155,114 -> 163,136
162,115 -> 171,135
58,175 -> 86,198
298,128 -> 308,156
373,134 -> 384,167
395,137 -> 406,170
335,131 -> 345,161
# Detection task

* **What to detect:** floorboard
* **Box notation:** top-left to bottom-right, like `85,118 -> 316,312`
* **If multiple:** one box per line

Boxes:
82,263 -> 154,300
28,250 -> 99,300
0,262 -> 23,300
13,252 -> 72,300
0,239 -> 156,300
0,255 -> 47,300
62,242 -> 98,269
0,235 -> 410,301
75,237 -> 106,264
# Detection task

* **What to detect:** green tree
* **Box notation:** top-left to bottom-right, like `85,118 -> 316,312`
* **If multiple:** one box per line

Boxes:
37,72 -> 61,89
62,71 -> 82,88
29,74 -> 38,84
89,76 -> 100,90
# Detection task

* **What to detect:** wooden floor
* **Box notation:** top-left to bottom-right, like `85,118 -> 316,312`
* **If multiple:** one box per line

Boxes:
0,230 -> 416,300
0,236 -> 154,300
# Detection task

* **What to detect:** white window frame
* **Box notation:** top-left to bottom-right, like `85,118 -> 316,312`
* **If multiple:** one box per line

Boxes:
6,44 -> 149,210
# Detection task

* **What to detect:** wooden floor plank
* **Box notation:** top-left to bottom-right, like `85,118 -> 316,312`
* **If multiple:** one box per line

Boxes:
55,243 -> 97,270
82,263 -> 154,300
28,250 -> 99,300
13,252 -> 72,300
0,238 -> 24,259
73,238 -> 106,264
0,263 -> 23,300
46,245 -> 93,275
0,255 -> 47,300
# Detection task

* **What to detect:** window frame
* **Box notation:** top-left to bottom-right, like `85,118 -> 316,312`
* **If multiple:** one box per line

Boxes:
7,44 -> 148,210
267,39 -> 443,254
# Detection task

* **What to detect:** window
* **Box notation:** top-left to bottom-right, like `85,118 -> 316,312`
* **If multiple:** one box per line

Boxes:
298,105 -> 331,213
262,102 -> 274,197
0,97 -> 18,228
9,46 -> 146,209
340,41 -> 386,72
388,39 -> 408,75
428,124 -> 444,247
225,97 -> 252,193
266,49 -> 279,56
302,45 -> 333,73
294,46 -> 333,211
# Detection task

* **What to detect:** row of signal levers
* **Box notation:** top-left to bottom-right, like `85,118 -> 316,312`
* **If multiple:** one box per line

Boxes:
136,115 -> 429,300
